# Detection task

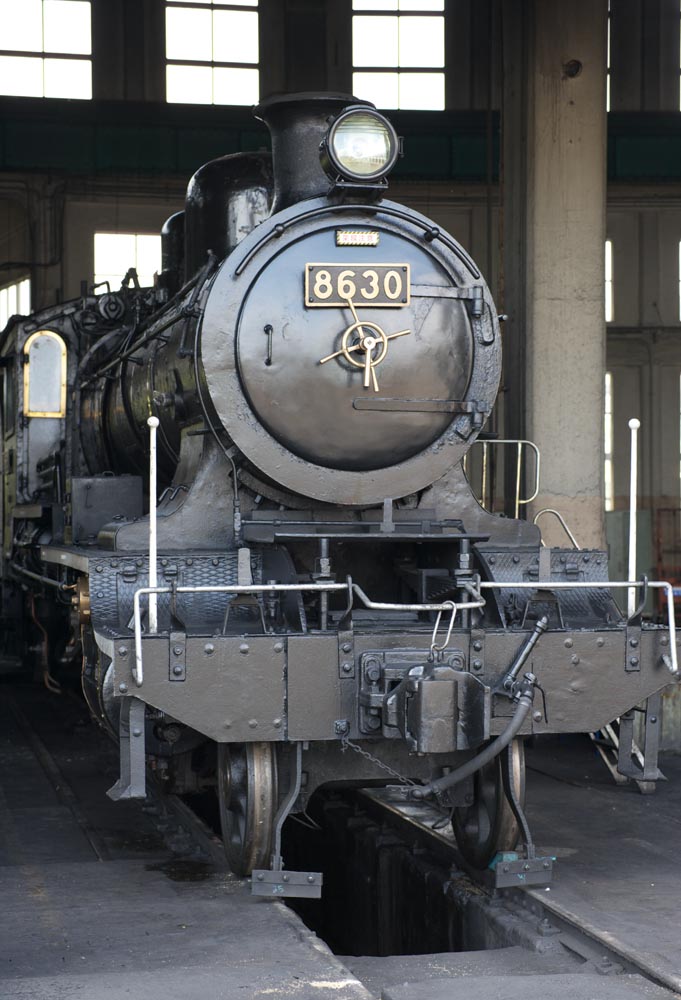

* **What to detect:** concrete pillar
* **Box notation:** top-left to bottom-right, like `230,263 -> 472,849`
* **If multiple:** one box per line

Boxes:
502,0 -> 608,549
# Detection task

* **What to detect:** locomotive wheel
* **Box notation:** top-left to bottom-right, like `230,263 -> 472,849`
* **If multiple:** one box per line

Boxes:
217,742 -> 277,876
451,738 -> 526,870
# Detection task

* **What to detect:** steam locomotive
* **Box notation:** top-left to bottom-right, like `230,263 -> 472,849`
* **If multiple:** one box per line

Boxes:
0,93 -> 675,893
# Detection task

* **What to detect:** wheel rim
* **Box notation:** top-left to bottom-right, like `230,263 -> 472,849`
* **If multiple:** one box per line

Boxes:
217,742 -> 277,876
451,738 -> 525,870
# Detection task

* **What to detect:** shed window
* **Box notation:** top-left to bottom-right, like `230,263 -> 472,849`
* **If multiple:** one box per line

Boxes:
0,278 -> 31,331
352,0 -> 445,110
0,0 -> 92,99
94,233 -> 161,290
23,330 -> 66,418
165,1 -> 259,106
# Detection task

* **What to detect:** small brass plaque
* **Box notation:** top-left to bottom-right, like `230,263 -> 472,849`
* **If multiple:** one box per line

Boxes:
336,230 -> 380,247
305,263 -> 410,307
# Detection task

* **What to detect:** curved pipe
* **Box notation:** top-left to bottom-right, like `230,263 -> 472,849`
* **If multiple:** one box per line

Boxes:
411,680 -> 535,800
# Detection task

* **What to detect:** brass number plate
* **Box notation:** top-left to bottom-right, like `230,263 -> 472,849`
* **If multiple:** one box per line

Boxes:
305,263 -> 410,307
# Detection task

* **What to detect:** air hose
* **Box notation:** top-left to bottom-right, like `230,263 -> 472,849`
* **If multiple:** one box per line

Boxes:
410,673 -> 537,800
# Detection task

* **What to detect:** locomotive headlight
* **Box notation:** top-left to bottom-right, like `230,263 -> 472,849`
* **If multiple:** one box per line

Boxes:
322,108 -> 400,184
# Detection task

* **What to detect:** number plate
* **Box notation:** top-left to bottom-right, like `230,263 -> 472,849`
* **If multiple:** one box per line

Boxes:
305,263 -> 410,307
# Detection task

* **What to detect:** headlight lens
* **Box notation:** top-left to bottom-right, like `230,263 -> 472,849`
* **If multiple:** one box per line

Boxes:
325,108 -> 399,182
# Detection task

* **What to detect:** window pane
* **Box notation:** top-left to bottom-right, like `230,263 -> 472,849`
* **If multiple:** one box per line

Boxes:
399,71 -> 444,109
0,0 -> 43,52
353,71 -> 399,108
44,57 -> 91,98
94,233 -> 161,288
213,66 -> 259,105
353,0 -> 397,8
399,15 -> 443,67
43,0 -> 91,55
0,55 -> 44,97
18,278 -> 31,314
94,234 -> 136,280
26,334 -> 65,415
135,235 -> 162,287
166,7 -> 212,61
166,63 -> 213,103
353,16 -> 398,67
399,0 -> 444,9
213,9 -> 258,63
604,371 -> 614,511
605,239 -> 613,322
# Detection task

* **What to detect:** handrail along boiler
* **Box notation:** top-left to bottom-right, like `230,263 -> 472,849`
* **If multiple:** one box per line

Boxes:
0,93 -> 675,894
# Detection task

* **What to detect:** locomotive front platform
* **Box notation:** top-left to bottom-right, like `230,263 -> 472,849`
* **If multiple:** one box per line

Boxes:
1,680 -> 679,1000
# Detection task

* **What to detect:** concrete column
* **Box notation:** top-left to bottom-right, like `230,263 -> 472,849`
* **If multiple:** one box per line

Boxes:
503,0 -> 608,549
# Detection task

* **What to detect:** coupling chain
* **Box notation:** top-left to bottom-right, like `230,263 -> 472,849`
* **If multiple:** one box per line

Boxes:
340,735 -> 417,787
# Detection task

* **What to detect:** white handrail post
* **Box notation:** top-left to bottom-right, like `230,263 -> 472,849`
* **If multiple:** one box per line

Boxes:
628,418 -> 641,617
147,416 -> 160,634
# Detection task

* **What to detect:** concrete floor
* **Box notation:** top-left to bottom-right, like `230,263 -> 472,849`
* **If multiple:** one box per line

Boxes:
0,682 -> 679,1000
525,736 -> 681,994
0,686 -> 372,1000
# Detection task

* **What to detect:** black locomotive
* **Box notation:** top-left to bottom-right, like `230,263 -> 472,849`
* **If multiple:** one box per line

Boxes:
0,93 -> 675,893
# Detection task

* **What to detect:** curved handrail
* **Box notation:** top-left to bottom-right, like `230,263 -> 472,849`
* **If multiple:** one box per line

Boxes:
533,507 -> 580,549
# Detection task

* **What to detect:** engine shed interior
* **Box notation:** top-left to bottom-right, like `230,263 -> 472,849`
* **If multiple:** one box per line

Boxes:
0,3 -> 681,999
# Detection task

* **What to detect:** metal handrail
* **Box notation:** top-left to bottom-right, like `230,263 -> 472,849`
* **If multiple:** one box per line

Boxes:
464,439 -> 541,517
131,581 -> 481,686
129,575 -> 677,687
533,508 -> 580,549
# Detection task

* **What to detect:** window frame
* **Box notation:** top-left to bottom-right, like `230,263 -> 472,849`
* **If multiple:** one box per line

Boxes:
0,0 -> 92,100
22,329 -> 67,419
351,2 -> 446,111
93,232 -> 162,291
164,0 -> 260,107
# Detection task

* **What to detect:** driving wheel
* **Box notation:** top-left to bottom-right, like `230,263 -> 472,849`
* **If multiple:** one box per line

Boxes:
451,738 -> 526,869
217,742 -> 277,876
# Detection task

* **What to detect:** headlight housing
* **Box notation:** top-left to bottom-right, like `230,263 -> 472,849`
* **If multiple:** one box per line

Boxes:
321,106 -> 400,185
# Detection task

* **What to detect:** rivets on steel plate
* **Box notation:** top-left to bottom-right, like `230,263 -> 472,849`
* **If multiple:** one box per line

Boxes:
204,643 -> 215,655
240,643 -> 249,654
564,638 -> 573,648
